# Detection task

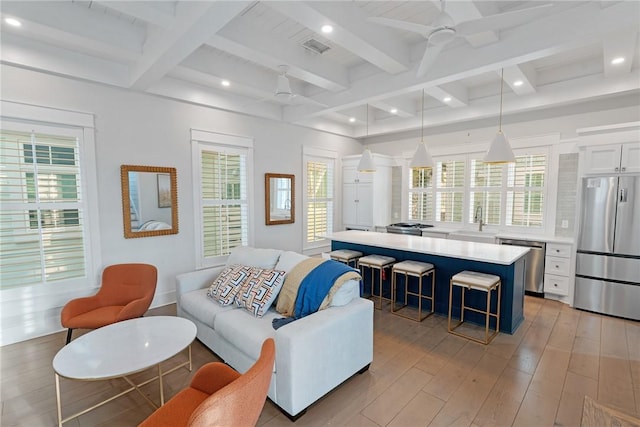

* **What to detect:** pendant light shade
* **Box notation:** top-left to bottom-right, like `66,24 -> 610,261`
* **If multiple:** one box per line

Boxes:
358,104 -> 377,172
410,89 -> 434,168
484,68 -> 515,164
357,148 -> 376,172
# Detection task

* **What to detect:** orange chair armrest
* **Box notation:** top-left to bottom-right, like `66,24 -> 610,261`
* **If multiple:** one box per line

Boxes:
190,362 -> 241,395
116,297 -> 153,321
61,297 -> 103,324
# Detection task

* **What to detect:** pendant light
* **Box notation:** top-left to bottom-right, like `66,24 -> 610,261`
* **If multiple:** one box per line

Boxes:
410,89 -> 434,168
483,68 -> 515,163
357,104 -> 376,172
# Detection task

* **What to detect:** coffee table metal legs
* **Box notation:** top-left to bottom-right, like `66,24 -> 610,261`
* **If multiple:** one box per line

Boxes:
55,344 -> 192,426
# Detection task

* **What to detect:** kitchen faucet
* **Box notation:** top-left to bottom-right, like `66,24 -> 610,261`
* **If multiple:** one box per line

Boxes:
474,205 -> 484,232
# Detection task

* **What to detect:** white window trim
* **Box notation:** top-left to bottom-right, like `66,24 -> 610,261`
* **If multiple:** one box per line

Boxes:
402,133 -> 559,235
302,146 -> 337,254
0,102 -> 101,300
190,129 -> 254,269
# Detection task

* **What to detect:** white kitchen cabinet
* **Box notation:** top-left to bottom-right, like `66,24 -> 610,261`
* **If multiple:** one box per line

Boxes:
583,142 -> 640,174
342,154 -> 393,230
544,242 -> 573,296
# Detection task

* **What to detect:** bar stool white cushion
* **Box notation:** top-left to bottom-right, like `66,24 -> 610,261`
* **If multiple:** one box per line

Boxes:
329,249 -> 363,262
392,260 -> 434,275
358,255 -> 395,267
451,270 -> 500,291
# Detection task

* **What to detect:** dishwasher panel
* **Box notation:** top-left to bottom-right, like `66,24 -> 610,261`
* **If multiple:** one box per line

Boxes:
499,239 -> 546,296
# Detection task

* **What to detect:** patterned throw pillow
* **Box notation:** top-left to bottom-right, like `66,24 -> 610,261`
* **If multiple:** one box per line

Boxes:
235,267 -> 286,317
207,265 -> 252,306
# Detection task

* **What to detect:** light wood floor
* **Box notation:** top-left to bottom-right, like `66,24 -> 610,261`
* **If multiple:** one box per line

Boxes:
1,297 -> 639,427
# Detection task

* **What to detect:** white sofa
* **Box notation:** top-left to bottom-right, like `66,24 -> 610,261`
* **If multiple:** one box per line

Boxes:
175,247 -> 374,420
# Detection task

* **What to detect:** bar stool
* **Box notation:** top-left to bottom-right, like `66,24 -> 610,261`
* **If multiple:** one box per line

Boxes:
357,255 -> 395,310
329,249 -> 363,268
391,260 -> 435,322
448,270 -> 501,345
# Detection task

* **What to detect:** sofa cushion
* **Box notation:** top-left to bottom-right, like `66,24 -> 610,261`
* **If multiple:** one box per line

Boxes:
328,279 -> 360,307
214,308 -> 279,364
235,268 -> 285,317
180,288 -> 235,327
225,246 -> 282,269
274,251 -> 309,276
207,265 -> 251,306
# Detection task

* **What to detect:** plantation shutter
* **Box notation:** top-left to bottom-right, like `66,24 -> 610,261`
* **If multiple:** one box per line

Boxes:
435,159 -> 465,223
306,159 -> 334,243
0,129 -> 86,289
506,154 -> 546,227
469,159 -> 502,225
408,167 -> 433,221
200,147 -> 248,258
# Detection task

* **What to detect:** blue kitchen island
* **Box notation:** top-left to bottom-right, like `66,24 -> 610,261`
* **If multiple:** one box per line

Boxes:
328,230 -> 530,334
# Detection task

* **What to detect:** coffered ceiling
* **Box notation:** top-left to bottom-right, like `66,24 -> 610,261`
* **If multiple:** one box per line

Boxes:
1,1 -> 638,139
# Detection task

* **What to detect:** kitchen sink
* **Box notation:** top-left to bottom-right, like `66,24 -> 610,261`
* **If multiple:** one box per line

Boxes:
447,230 -> 498,244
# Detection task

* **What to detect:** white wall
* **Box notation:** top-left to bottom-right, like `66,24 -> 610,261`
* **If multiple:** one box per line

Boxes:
0,65 -> 362,345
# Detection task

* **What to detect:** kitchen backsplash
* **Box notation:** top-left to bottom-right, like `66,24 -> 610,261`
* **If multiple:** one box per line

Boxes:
555,153 -> 579,238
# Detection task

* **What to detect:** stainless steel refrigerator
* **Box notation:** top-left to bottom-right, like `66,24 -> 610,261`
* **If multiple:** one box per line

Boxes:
575,175 -> 640,320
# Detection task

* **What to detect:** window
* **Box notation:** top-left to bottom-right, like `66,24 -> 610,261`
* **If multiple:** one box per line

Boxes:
408,167 -> 432,221
435,159 -> 465,223
303,148 -> 335,249
506,154 -> 546,227
468,159 -> 502,225
0,129 -> 87,289
192,130 -> 253,268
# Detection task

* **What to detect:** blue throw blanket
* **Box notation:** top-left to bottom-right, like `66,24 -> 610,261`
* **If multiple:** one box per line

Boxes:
273,260 -> 356,329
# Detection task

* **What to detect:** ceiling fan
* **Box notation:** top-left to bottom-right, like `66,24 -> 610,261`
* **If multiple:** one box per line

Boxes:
274,65 -> 296,102
368,1 -> 553,77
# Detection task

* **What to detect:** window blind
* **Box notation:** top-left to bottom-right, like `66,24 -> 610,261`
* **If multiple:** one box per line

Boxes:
506,154 -> 546,227
200,149 -> 248,258
435,159 -> 465,223
0,129 -> 86,289
469,159 -> 502,225
306,160 -> 334,243
408,167 -> 433,221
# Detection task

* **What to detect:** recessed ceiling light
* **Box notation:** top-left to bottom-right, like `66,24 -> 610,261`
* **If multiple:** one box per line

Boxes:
390,108 -> 398,114
611,57 -> 625,65
221,80 -> 230,87
349,117 -> 356,123
443,96 -> 452,102
513,80 -> 524,87
321,24 -> 333,34
5,17 -> 21,27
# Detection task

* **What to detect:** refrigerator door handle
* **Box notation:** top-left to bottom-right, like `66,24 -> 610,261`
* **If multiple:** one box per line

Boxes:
620,188 -> 628,203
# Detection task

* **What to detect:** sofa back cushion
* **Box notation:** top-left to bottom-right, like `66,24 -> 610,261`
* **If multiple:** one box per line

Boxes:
207,265 -> 252,306
226,246 -> 282,269
274,251 -> 309,276
235,268 -> 285,317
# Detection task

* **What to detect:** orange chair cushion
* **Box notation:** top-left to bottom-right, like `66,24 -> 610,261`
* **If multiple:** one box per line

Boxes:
63,306 -> 125,329
139,388 -> 209,427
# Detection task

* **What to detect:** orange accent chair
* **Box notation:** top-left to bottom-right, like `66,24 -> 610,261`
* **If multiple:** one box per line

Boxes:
61,263 -> 157,344
138,338 -> 275,427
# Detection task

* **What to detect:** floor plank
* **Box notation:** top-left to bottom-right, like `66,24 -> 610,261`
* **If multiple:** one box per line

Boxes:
1,297 -> 639,427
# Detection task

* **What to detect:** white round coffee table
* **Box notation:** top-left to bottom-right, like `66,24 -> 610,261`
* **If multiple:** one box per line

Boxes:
53,316 -> 196,426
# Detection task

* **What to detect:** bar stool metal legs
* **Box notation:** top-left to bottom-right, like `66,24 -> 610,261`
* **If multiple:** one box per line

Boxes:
448,270 -> 501,345
391,260 -> 435,322
357,255 -> 395,310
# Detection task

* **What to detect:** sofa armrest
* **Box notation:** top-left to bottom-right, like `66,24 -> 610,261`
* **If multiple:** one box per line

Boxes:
274,297 -> 374,417
175,266 -> 225,298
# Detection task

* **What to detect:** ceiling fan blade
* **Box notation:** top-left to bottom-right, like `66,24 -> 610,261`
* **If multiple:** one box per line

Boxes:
367,17 -> 434,35
417,43 -> 444,77
456,4 -> 553,36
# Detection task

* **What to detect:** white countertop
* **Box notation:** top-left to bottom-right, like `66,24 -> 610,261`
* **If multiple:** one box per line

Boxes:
327,230 -> 530,265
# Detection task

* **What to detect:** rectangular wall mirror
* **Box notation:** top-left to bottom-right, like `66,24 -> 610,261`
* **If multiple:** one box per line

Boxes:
121,165 -> 178,238
265,173 -> 294,225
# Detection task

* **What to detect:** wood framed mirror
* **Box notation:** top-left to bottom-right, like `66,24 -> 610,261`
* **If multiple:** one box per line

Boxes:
265,173 -> 295,225
121,165 -> 178,238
